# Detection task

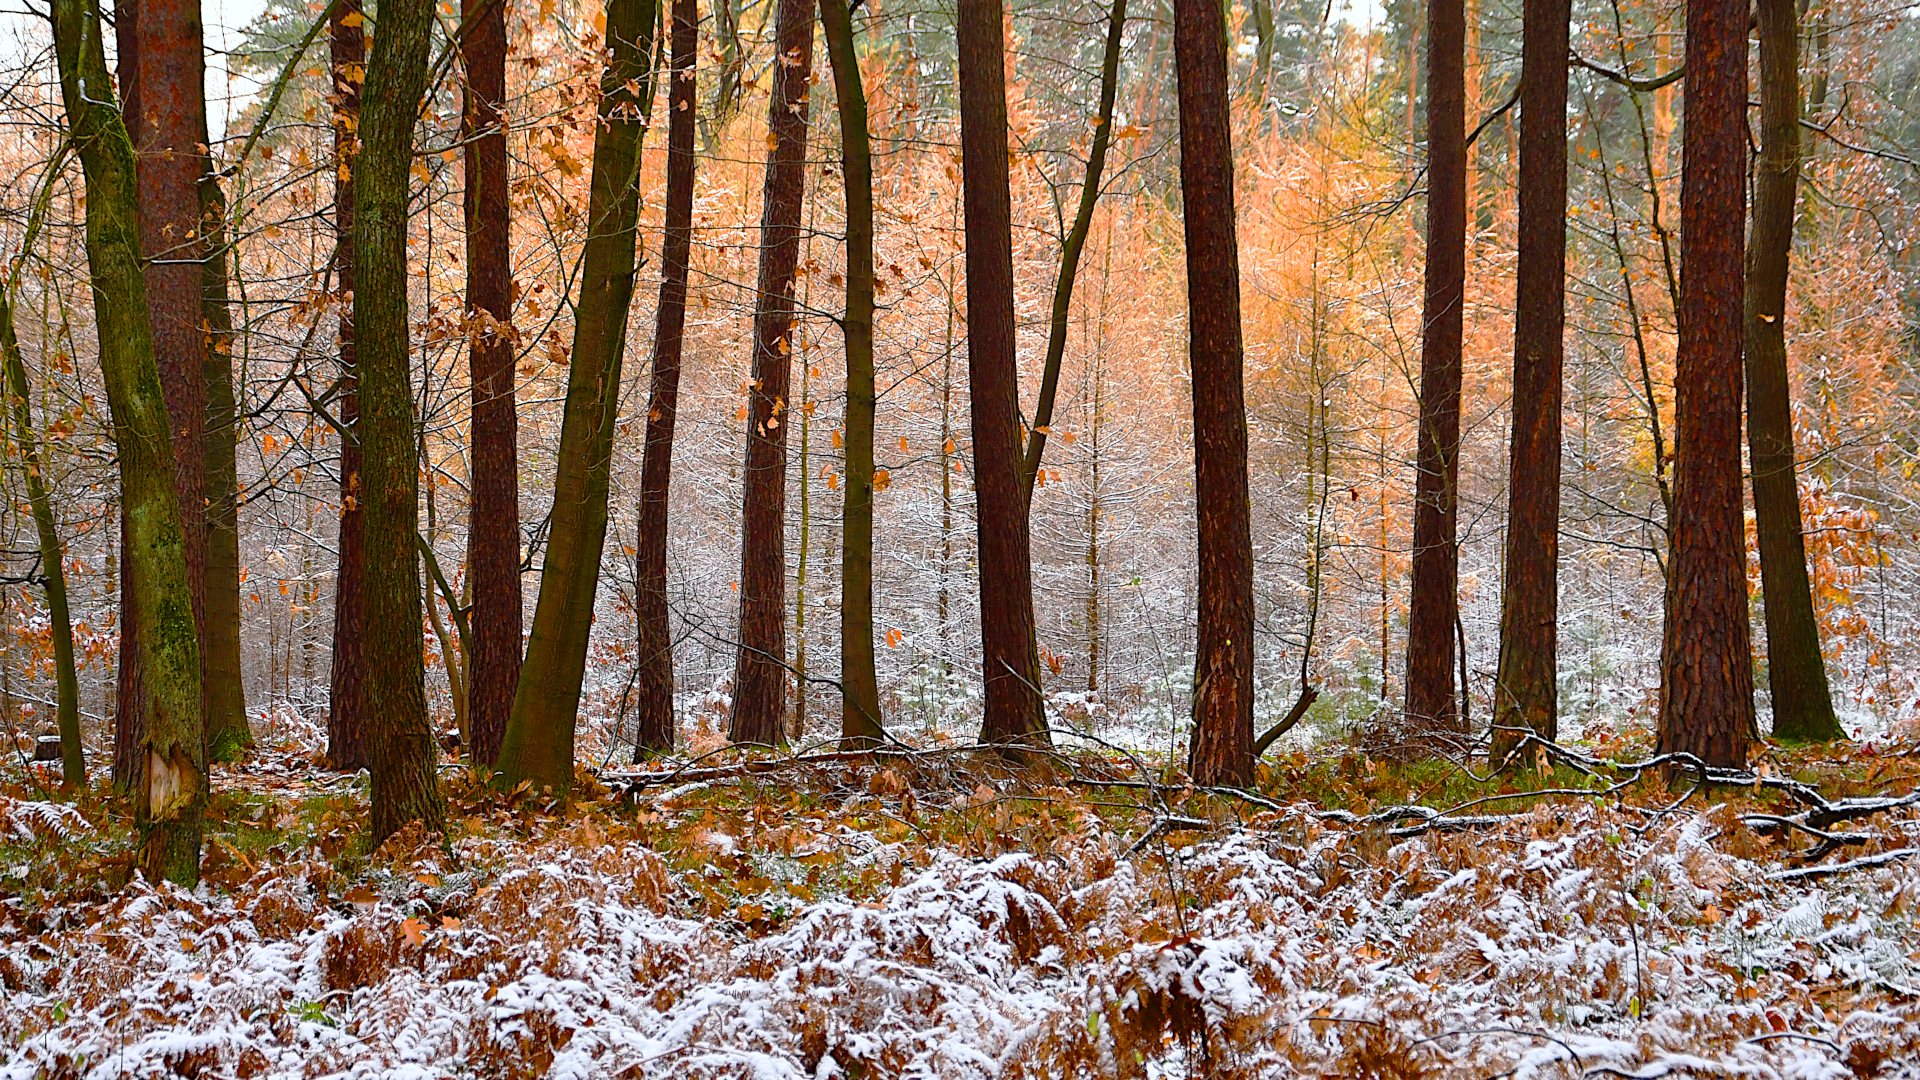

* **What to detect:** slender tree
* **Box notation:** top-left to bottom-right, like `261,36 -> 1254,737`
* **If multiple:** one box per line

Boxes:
1747,0 -> 1842,742
957,0 -> 1048,749
325,0 -> 368,772
463,0 -> 521,766
727,0 -> 815,747
633,0 -> 698,756
1405,0 -> 1467,742
200,179 -> 250,759
497,0 -> 660,793
1659,0 -> 1754,768
1175,0 -> 1255,786
357,0 -> 447,840
820,0 -> 884,747
50,0 -> 205,882
1490,0 -> 1570,760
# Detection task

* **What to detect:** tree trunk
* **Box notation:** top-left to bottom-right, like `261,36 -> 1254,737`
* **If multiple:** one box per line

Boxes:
821,0 -> 884,747
325,0 -> 368,772
958,0 -> 1049,750
1659,0 -> 1755,769
50,0 -> 205,883
357,0 -> 447,841
728,0 -> 814,748
497,0 -> 659,793
1174,0 -> 1255,787
463,0 -> 521,767
1405,0 -> 1467,744
634,0 -> 696,757
200,178 -> 251,759
1490,0 -> 1569,761
1747,0 -> 1841,743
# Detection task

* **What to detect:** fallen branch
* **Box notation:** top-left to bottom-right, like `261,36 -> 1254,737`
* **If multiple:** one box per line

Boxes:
1767,847 -> 1920,881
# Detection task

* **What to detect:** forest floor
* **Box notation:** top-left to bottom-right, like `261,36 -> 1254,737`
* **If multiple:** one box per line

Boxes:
5,724 -> 1920,1079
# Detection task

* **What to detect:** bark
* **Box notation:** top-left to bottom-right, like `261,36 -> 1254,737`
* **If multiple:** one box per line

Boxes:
1747,0 -> 1841,742
1174,0 -> 1255,787
200,178 -> 251,759
51,0 -> 204,883
958,0 -> 1048,750
1405,0 -> 1467,742
727,0 -> 814,748
634,0 -> 696,756
1490,0 -> 1569,760
463,0 -> 521,767
356,0 -> 447,840
497,0 -> 659,793
820,0 -> 884,747
325,0 -> 367,772
1658,0 -> 1755,769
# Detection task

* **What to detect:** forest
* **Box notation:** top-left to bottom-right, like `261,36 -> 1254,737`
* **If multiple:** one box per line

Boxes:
6,0 -> 1920,1070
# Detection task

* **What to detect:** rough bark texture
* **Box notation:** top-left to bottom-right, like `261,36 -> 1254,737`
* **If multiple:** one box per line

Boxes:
1747,0 -> 1841,743
200,178 -> 251,759
1490,0 -> 1569,760
634,0 -> 697,757
958,0 -> 1049,750
1405,0 -> 1467,743
51,0 -> 205,883
727,0 -> 814,748
1174,0 -> 1255,787
821,0 -> 884,747
1658,0 -> 1755,769
463,0 -> 521,767
325,0 -> 368,772
356,0 -> 447,841
497,0 -> 657,792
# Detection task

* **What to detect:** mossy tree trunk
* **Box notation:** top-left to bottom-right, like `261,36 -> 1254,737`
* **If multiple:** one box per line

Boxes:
200,178 -> 251,760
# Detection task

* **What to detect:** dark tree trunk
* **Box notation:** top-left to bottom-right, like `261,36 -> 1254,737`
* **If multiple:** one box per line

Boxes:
200,179 -> 250,759
356,0 -> 447,841
497,0 -> 659,793
1490,0 -> 1569,760
1174,0 -> 1255,786
1747,0 -> 1841,743
958,0 -> 1049,751
820,0 -> 884,747
462,0 -> 521,767
1405,0 -> 1466,743
633,0 -> 697,757
326,0 -> 368,772
727,0 -> 814,748
1659,0 -> 1755,769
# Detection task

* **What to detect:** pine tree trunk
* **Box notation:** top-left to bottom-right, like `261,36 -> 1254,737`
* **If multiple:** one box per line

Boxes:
634,0 -> 697,756
1747,0 -> 1841,743
50,0 -> 205,883
1174,0 -> 1255,786
1490,0 -> 1569,760
200,179 -> 251,759
325,0 -> 368,772
498,0 -> 659,792
1406,0 -> 1467,744
356,0 -> 447,840
728,0 -> 814,748
463,0 -> 521,767
1659,0 -> 1755,769
821,0 -> 885,747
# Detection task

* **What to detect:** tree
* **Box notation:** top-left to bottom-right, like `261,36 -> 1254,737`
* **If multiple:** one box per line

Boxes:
325,0 -> 368,772
1491,0 -> 1570,760
50,0 -> 205,882
728,0 -> 815,748
957,0 -> 1048,750
463,0 -> 522,766
1659,0 -> 1755,769
1747,0 -> 1842,742
356,0 -> 447,841
820,0 -> 884,747
1175,0 -> 1255,786
200,178 -> 250,760
1405,0 -> 1467,743
497,0 -> 660,793
633,0 -> 697,757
